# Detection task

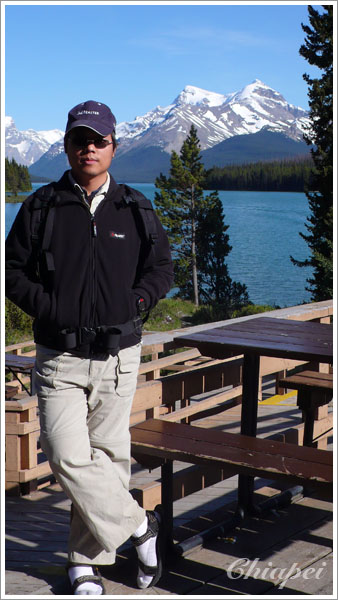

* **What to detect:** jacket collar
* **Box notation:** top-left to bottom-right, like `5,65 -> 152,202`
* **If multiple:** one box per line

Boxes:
56,170 -> 119,201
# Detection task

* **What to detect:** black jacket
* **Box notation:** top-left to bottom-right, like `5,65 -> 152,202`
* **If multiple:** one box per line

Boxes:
5,172 -> 174,355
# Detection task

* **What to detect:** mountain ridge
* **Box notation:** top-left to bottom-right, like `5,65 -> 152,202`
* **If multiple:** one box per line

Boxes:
5,117 -> 64,166
115,79 -> 308,158
6,79 -> 310,181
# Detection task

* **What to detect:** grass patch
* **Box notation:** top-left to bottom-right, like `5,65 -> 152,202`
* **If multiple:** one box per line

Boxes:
5,194 -> 27,203
145,298 -> 197,331
145,298 -> 276,331
5,299 -> 34,346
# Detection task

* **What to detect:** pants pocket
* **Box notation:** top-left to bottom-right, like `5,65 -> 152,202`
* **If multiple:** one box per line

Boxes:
116,343 -> 141,398
34,345 -> 64,391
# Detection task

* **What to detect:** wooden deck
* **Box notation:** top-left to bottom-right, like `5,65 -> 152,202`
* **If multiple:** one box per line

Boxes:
4,398 -> 333,596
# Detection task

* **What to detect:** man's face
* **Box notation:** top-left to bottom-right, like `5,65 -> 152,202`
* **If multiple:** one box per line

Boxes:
65,127 -> 116,183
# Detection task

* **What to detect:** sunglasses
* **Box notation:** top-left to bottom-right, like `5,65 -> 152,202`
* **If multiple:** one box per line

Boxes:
69,136 -> 114,149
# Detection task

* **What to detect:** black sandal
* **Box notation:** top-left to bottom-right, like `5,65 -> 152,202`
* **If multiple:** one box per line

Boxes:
131,505 -> 164,589
66,563 -> 105,595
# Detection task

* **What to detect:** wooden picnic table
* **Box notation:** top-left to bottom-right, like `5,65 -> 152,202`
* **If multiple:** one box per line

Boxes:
174,316 -> 333,515
5,354 -> 36,396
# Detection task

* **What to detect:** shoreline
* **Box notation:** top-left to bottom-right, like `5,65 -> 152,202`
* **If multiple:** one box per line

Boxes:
5,196 -> 27,203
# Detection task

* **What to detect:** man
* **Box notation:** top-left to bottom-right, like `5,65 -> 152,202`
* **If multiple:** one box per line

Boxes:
5,101 -> 174,595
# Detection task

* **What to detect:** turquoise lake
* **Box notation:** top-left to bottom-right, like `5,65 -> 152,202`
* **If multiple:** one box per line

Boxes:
5,183 -> 312,308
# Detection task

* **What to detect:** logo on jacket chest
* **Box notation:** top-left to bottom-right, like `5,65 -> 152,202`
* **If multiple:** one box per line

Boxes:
109,231 -> 126,240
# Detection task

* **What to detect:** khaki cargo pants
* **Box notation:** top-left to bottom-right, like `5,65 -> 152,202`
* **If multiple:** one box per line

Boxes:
34,342 -> 145,565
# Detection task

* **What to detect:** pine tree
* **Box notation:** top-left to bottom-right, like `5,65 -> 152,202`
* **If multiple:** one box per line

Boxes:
154,126 -> 204,305
154,125 -> 249,311
196,191 -> 249,312
291,5 -> 333,301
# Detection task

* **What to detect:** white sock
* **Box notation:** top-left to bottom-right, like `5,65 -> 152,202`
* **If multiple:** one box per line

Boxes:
68,565 -> 103,595
133,513 -> 159,589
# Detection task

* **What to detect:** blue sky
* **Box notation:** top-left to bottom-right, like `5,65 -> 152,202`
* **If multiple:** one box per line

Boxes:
4,1 -> 327,132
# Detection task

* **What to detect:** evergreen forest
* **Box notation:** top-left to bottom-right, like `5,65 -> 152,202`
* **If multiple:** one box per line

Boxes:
5,157 -> 32,196
204,157 -> 313,192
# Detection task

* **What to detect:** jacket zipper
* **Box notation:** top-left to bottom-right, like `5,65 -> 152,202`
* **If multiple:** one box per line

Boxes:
88,198 -> 109,328
90,214 -> 97,327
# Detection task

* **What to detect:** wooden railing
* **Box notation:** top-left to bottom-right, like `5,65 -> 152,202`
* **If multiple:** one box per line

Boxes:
5,300 -> 333,496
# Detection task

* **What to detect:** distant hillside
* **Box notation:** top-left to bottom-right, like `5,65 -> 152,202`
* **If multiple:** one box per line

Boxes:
29,145 -> 170,183
29,146 -> 68,182
30,174 -> 51,183
112,130 -> 311,182
201,129 -> 310,169
110,146 -> 171,182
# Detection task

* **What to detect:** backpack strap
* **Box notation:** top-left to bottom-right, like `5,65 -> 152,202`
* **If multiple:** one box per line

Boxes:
122,185 -> 159,248
121,185 -> 159,325
31,183 -> 58,272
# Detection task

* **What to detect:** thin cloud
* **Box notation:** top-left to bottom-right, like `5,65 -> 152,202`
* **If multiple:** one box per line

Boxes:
128,26 -> 278,56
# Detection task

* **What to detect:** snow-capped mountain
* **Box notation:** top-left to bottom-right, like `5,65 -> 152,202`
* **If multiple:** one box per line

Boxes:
115,79 -> 309,156
5,116 -> 64,166
6,79 -> 310,180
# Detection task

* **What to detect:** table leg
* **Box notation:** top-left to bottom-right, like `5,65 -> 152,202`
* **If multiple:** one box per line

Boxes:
237,353 -> 260,515
6,368 -> 32,396
31,370 -> 37,395
297,391 -> 316,447
302,409 -> 316,447
161,460 -> 174,551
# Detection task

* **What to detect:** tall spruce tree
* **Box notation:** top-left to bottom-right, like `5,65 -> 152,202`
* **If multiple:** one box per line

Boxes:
154,125 -> 249,312
291,5 -> 333,301
196,190 -> 249,311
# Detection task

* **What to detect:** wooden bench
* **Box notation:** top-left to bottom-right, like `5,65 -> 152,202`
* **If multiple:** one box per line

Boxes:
5,395 -> 52,495
5,384 -> 19,399
131,419 -> 333,552
279,371 -> 333,448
